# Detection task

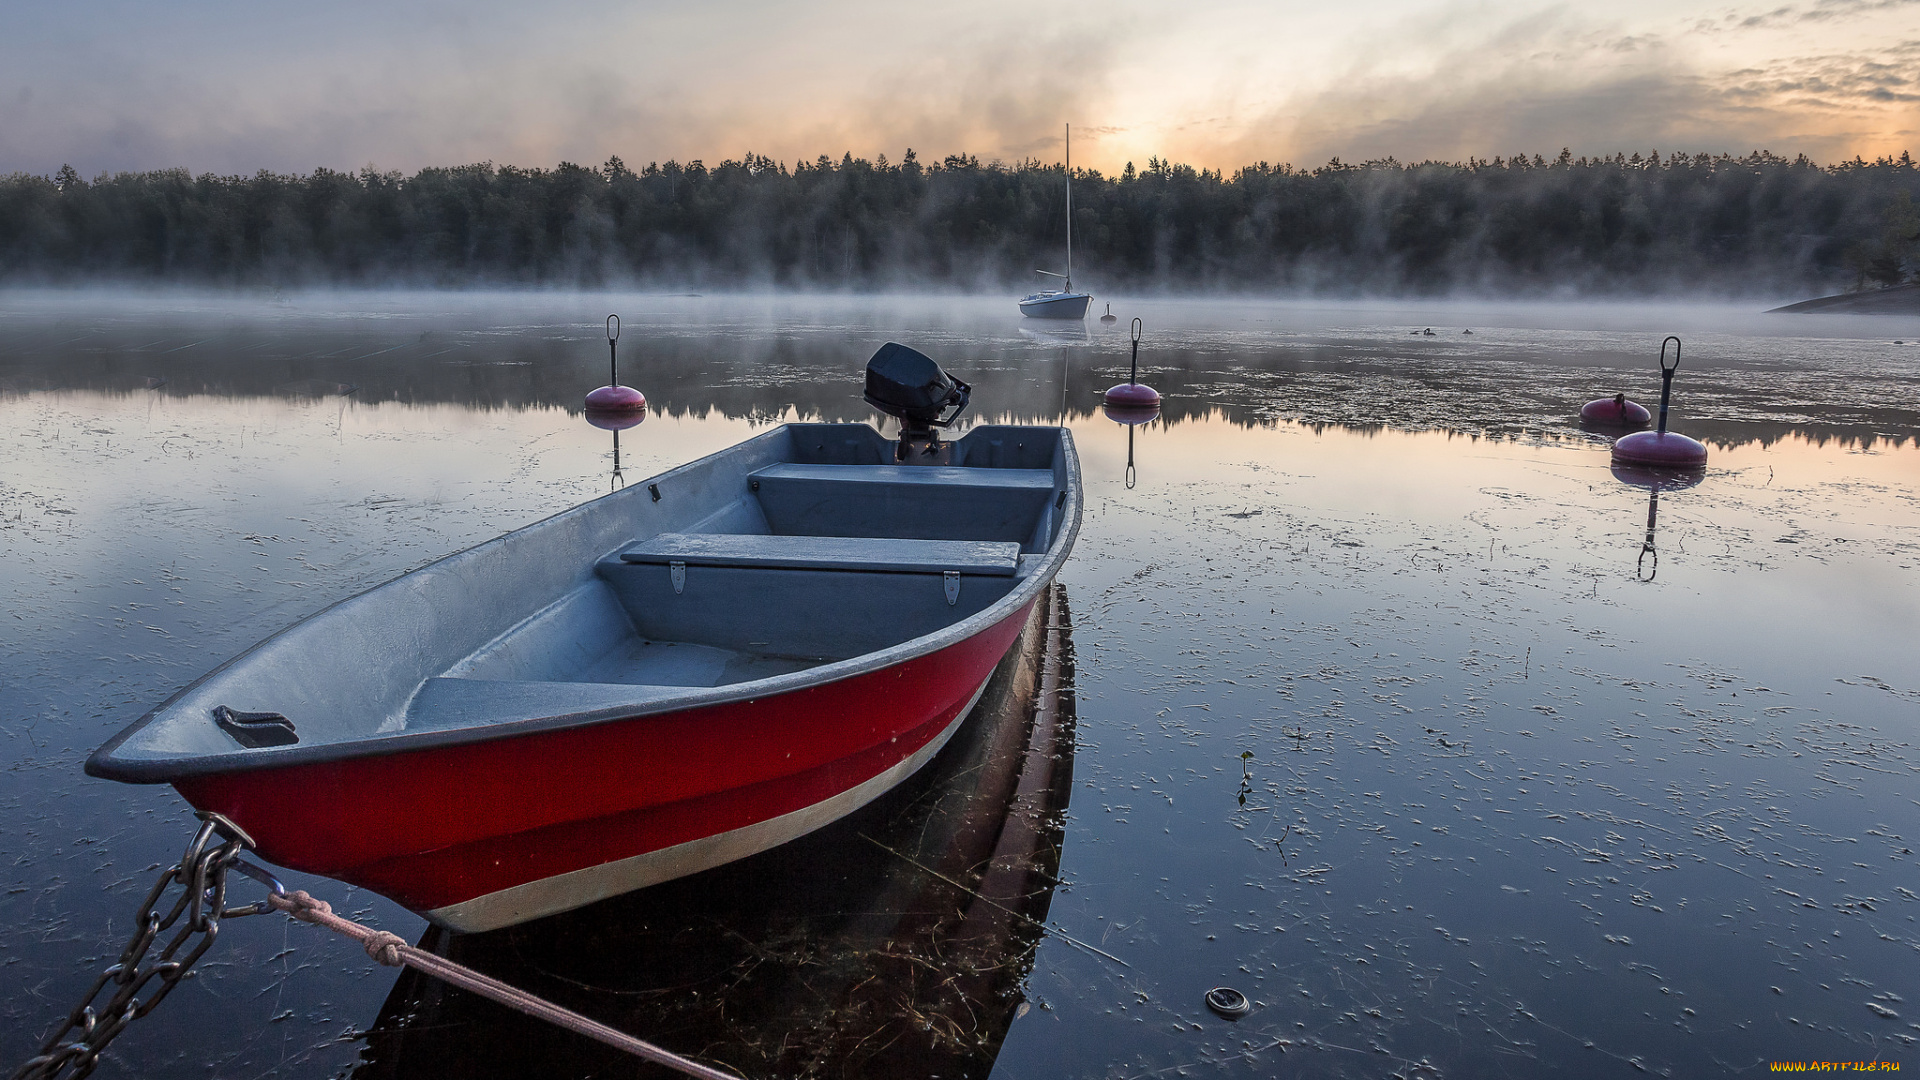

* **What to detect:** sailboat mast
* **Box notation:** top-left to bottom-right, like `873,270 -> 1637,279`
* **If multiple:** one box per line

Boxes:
1065,123 -> 1072,292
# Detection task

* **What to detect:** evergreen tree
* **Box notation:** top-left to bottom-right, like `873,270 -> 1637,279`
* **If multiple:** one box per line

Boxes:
0,149 -> 1913,293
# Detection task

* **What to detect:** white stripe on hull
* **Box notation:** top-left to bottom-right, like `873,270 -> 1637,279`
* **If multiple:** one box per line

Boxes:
1019,293 -> 1092,320
423,677 -> 993,933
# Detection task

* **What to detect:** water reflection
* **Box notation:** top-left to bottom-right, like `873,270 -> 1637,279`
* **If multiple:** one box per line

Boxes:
354,587 -> 1077,1080
1017,322 -> 1093,347
1102,403 -> 1160,490
4,294 -> 1919,1080
1610,463 -> 1708,581
584,409 -> 646,491
2,293 -> 1912,448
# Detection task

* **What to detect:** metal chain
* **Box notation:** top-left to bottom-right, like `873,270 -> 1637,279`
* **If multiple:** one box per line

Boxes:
17,812 -> 745,1080
12,813 -> 269,1080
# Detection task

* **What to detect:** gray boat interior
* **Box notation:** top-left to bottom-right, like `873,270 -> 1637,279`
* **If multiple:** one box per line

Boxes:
88,424 -> 1080,781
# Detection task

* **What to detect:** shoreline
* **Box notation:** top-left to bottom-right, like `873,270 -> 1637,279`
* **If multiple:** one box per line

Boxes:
1767,282 -> 1920,314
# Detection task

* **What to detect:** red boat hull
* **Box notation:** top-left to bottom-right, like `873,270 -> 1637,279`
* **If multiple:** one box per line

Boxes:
175,599 -> 1037,932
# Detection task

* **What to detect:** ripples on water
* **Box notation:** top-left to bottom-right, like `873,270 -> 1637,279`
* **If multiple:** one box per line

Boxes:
1,292 -> 1917,1078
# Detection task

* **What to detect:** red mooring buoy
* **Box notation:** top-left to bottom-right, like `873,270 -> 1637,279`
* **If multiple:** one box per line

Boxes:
1612,336 -> 1706,468
1103,318 -> 1161,409
1580,393 -> 1651,427
1103,382 -> 1160,407
1613,430 -> 1708,467
585,384 -> 646,412
584,314 -> 647,415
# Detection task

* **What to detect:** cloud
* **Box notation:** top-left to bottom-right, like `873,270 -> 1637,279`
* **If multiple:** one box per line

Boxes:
1697,0 -> 1920,31
758,26 -> 1130,167
0,1 -> 1130,176
1723,39 -> 1920,105
0,0 -> 1913,178
1196,8 -> 1920,167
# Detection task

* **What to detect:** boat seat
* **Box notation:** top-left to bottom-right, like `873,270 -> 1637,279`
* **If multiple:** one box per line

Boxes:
747,464 -> 1058,544
749,462 -> 1056,491
618,533 -> 1021,576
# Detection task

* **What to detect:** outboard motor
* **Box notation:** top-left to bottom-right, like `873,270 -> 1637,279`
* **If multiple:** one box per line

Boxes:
863,342 -> 972,463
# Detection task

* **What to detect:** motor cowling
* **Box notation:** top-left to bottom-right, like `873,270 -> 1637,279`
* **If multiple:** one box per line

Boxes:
863,342 -> 972,464
864,343 -> 971,429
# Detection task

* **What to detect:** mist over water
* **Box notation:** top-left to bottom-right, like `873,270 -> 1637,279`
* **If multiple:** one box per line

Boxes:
3,290 -> 1915,442
2,291 -> 1918,1078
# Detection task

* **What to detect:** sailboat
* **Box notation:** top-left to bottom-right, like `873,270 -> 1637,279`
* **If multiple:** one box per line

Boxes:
1018,124 -> 1094,320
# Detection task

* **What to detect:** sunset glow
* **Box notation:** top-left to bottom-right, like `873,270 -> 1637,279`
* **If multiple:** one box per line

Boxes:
5,0 -> 1916,177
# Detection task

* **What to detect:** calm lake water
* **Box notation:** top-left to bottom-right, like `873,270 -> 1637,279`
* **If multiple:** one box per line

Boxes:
3,291 -> 1918,1079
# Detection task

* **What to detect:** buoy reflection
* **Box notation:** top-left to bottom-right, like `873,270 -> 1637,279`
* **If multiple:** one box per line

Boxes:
1104,402 -> 1159,489
584,408 -> 644,492
1612,462 -> 1705,581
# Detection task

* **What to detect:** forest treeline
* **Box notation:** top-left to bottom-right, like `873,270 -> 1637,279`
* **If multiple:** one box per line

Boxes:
2,148 -> 1917,295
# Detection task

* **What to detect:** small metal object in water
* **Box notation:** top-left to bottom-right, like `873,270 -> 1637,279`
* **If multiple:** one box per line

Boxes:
1205,986 -> 1252,1019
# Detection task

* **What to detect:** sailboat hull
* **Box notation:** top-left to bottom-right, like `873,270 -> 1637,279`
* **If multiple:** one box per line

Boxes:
1018,292 -> 1092,320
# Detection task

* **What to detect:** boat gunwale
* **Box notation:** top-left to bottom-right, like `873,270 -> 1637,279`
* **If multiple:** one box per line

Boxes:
85,424 -> 1082,785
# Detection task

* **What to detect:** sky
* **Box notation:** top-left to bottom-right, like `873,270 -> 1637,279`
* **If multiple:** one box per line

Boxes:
3,0 -> 1916,178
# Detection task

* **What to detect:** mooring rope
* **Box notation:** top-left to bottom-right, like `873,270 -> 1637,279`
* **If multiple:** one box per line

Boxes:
267,890 -> 745,1080
856,584 -> 1124,970
25,585 -> 1088,1080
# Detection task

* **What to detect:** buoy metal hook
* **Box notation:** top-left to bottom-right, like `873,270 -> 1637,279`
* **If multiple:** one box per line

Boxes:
607,314 -> 621,386
1656,335 -> 1681,434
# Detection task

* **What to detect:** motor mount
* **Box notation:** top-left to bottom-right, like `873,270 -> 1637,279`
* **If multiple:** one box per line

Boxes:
863,342 -> 971,462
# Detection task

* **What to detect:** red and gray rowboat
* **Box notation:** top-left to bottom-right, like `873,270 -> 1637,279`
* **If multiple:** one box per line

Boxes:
89,405 -> 1080,932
